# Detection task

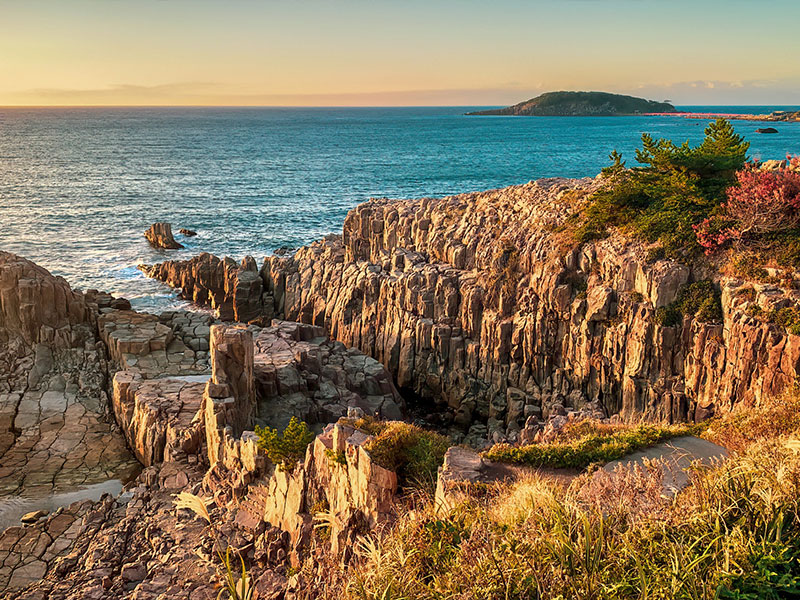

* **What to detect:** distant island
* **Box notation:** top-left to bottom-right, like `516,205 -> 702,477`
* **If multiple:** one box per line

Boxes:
467,91 -> 678,116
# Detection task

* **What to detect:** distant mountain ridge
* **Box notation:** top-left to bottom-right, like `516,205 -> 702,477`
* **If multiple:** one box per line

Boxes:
468,91 -> 678,116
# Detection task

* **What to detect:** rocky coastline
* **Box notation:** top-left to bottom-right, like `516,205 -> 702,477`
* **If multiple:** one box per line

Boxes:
2,174 -> 799,597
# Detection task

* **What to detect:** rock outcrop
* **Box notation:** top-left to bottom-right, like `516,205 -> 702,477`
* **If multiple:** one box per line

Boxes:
198,323 -> 399,564
144,222 -> 183,250
251,320 -> 403,430
144,178 -> 800,444
141,253 -> 272,322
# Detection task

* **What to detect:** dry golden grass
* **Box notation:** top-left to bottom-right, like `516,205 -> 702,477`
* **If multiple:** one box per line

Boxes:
329,391 -> 800,600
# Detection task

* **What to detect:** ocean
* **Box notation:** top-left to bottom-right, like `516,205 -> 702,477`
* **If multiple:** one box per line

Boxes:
1,106 -> 798,311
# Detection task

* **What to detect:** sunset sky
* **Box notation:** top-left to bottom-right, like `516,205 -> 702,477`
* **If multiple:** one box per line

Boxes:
2,0 -> 799,107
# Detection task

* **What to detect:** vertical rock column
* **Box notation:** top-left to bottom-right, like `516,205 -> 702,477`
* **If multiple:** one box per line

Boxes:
204,325 -> 255,466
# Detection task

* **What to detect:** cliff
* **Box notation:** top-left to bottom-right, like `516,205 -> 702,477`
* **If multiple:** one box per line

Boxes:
467,91 -> 677,116
144,177 -> 800,446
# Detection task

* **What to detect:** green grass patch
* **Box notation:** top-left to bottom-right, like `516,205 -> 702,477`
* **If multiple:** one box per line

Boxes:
485,422 -> 705,469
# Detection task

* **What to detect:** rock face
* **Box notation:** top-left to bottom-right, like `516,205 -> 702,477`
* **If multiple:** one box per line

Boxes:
252,320 -> 404,430
0,254 -> 144,594
0,254 -> 141,500
144,222 -> 184,250
112,373 -> 205,467
143,178 -> 800,444
198,324 -> 399,564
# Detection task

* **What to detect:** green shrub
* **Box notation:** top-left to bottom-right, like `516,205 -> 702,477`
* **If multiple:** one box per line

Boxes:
255,416 -> 315,472
325,448 -> 347,466
655,305 -> 682,327
736,287 -> 756,302
677,280 -> 723,322
656,280 -> 723,327
768,306 -> 800,335
730,255 -> 770,281
361,421 -> 450,490
575,119 -> 748,260
747,304 -> 764,319
485,422 -> 703,469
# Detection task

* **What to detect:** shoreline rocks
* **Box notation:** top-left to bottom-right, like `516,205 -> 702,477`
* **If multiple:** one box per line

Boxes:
144,222 -> 183,250
6,171 -> 800,597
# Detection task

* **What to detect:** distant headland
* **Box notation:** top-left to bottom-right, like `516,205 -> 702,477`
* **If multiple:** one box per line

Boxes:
467,91 -> 677,116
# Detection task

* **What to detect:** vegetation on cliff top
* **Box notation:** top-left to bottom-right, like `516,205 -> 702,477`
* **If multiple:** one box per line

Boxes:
467,91 -> 677,116
572,118 -> 800,281
573,118 -> 749,260
321,391 -> 800,600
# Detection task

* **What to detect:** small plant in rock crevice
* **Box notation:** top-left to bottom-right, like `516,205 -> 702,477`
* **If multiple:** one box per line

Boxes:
255,416 -> 315,472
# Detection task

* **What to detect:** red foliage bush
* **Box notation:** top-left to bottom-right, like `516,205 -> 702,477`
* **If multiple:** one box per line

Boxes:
724,156 -> 800,235
692,217 -> 740,255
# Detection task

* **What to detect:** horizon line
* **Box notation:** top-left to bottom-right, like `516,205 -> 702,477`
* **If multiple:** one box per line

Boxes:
2,103 -> 799,110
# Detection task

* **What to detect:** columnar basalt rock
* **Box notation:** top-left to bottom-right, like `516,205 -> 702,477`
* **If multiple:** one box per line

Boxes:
251,179 -> 800,441
252,320 -> 404,431
97,309 -> 210,376
142,178 -> 800,442
0,254 -> 143,593
111,372 -> 205,466
144,222 -> 184,250
0,253 -> 407,598
258,421 -> 398,562
0,252 -> 92,352
204,325 -> 255,467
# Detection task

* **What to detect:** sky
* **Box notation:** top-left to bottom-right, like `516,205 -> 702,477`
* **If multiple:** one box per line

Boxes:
1,0 -> 799,107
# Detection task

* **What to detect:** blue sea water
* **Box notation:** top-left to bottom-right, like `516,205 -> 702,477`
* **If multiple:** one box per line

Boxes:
1,106 -> 798,311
